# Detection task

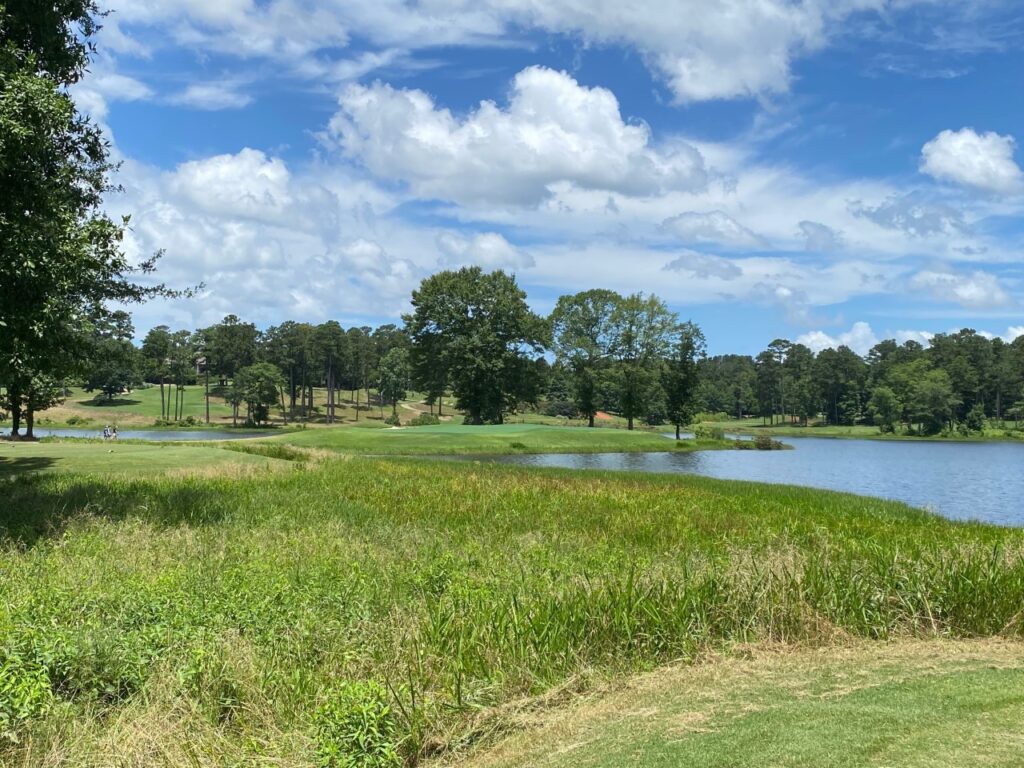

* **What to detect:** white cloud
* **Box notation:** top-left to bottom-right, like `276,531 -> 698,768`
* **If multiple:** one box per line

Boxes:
329,66 -> 707,206
894,329 -> 935,346
799,220 -> 843,252
437,232 -> 534,271
663,250 -> 742,280
920,128 -> 1023,194
909,268 -> 1011,309
169,82 -> 253,110
662,210 -> 764,249
109,1 -> 934,103
850,192 -> 963,237
797,321 -> 879,355
71,62 -> 153,122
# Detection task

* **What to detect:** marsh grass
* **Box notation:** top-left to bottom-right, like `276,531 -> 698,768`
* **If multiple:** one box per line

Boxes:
2,458 -> 1023,764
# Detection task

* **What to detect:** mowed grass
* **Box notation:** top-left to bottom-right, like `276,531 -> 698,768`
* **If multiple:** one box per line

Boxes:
2,457 -> 1024,764
24,385 -> 236,427
0,439 -> 288,479
457,639 -> 1024,768
270,422 -> 703,455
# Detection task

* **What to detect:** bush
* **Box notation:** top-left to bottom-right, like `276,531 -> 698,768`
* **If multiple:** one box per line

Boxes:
384,414 -> 402,427
693,424 -> 726,441
408,413 -> 440,427
314,681 -> 401,768
65,415 -> 93,426
542,400 -> 578,418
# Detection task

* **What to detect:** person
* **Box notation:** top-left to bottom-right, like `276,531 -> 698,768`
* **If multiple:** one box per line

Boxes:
103,425 -> 110,440
111,426 -> 118,440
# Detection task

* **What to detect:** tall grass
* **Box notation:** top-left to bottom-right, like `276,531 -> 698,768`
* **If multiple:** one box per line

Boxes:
1,459 -> 1023,763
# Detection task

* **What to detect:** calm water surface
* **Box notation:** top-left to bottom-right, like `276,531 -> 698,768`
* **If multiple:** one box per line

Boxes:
479,438 -> 1024,526
22,428 -> 265,441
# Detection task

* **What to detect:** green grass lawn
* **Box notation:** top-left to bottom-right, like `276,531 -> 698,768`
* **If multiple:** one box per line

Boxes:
0,440 -> 289,479
269,422 -> 711,455
2,456 -> 1023,765
458,639 -> 1024,768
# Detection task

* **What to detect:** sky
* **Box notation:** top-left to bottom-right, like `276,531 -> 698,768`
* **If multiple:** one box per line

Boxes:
74,0 -> 1024,355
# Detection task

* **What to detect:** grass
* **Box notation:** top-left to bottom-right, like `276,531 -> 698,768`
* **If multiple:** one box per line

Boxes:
0,439 -> 290,479
269,422 -> 718,455
2,456 -> 1024,764
456,639 -> 1024,768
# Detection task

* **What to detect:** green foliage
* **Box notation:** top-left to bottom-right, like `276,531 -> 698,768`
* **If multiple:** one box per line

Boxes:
405,268 -> 547,424
65,414 -> 92,426
314,681 -> 401,768
383,413 -> 402,427
693,424 -> 726,440
542,399 -> 578,418
408,413 -> 441,427
0,649 -> 52,743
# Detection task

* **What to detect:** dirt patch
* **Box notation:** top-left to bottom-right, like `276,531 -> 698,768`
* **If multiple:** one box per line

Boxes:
594,411 -> 614,421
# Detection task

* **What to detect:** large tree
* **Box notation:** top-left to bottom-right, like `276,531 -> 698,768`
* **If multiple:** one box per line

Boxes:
550,289 -> 621,427
663,321 -> 706,440
1,2 -> 178,436
607,293 -> 678,431
405,268 -> 547,425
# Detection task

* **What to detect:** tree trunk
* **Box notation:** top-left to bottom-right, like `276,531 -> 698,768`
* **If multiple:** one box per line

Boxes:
675,423 -> 681,440
25,407 -> 34,440
588,412 -> 595,428
627,416 -> 634,431
355,388 -> 359,421
159,378 -> 166,420
205,368 -> 210,424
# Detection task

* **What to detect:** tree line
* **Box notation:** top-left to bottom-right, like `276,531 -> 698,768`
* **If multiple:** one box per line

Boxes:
699,332 -> 1024,436
6,262 -> 1024,438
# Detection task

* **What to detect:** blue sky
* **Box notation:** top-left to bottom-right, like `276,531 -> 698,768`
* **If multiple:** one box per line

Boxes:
76,0 -> 1024,355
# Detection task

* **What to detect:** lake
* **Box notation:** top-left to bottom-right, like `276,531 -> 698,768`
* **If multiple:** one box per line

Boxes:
21,428 -> 266,442
476,437 -> 1024,526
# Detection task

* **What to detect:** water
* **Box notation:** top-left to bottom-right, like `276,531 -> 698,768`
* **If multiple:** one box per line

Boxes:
18,428 -> 266,442
474,438 -> 1024,526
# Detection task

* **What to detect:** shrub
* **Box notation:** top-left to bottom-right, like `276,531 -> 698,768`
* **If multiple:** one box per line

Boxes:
384,414 -> 402,427
693,424 -> 726,441
408,413 -> 440,427
65,415 -> 93,426
542,400 -> 577,418
314,681 -> 401,768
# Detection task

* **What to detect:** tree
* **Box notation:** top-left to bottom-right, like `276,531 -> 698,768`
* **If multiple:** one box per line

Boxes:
607,293 -> 677,431
663,322 -> 706,440
83,311 -> 138,402
234,363 -> 284,426
204,315 -> 259,384
379,347 -> 410,416
141,326 -> 173,420
867,386 -> 900,433
1,2 -> 180,436
405,268 -> 547,425
550,289 -> 622,427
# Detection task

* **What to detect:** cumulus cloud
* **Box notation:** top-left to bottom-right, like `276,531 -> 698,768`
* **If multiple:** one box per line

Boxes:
329,66 -> 707,206
169,81 -> 254,110
437,232 -> 534,271
663,250 -> 742,280
920,128 -> 1023,193
797,321 -> 879,355
909,268 -> 1011,309
662,211 -> 764,249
